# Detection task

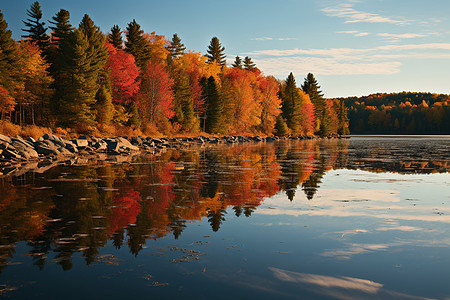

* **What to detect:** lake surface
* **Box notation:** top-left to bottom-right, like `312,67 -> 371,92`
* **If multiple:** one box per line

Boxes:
1,136 -> 449,299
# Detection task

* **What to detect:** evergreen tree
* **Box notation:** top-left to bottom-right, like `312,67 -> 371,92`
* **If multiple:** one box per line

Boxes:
129,101 -> 140,127
274,115 -> 289,136
232,56 -> 242,69
79,15 -> 108,75
48,9 -> 72,45
335,99 -> 349,135
243,56 -> 256,71
108,25 -> 122,49
282,73 -> 302,135
125,19 -> 151,69
167,33 -> 185,59
205,76 -> 223,133
174,76 -> 196,131
302,73 -> 328,134
206,36 -> 226,66
0,11 -> 20,114
22,1 -> 50,50
57,28 -> 98,129
95,83 -> 113,125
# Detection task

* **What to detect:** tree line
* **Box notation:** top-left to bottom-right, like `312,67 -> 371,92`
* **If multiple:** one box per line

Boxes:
0,2 -> 349,136
342,92 -> 450,134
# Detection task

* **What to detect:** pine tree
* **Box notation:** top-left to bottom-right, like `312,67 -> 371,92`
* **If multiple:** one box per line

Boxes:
125,19 -> 151,69
174,76 -> 196,132
22,1 -> 50,51
96,83 -> 113,125
275,114 -> 289,136
108,25 -> 123,49
79,15 -> 108,74
58,28 -> 98,129
0,11 -> 20,115
302,73 -> 327,134
48,9 -> 72,45
206,36 -> 226,66
232,56 -> 242,69
205,76 -> 223,133
282,73 -> 302,135
243,56 -> 256,71
167,33 -> 185,59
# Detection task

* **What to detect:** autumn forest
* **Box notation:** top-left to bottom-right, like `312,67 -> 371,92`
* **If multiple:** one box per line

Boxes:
0,2 -> 349,137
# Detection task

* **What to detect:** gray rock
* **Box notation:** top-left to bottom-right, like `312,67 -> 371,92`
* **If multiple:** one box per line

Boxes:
2,149 -> 21,160
74,139 -> 89,148
57,147 -> 72,155
0,134 -> 11,144
35,143 -> 60,155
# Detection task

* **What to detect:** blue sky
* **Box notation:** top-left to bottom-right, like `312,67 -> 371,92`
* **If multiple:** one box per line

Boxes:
2,0 -> 450,97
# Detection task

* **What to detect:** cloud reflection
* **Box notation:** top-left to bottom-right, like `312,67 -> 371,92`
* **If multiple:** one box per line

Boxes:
269,267 -> 434,300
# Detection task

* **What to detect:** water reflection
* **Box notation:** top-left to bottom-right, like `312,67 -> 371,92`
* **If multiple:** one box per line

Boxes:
0,137 -> 449,272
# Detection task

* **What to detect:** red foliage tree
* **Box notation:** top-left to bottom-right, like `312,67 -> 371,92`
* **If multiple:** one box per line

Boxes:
139,61 -> 174,124
105,42 -> 140,104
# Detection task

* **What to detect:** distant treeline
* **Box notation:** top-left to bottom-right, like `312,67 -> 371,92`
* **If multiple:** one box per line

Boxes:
0,2 -> 349,137
341,92 -> 450,134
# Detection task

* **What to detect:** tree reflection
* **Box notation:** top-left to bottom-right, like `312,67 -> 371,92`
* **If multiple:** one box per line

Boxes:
1,137 -> 449,271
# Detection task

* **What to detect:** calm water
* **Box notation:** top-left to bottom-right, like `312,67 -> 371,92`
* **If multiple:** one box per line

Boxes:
1,137 -> 449,299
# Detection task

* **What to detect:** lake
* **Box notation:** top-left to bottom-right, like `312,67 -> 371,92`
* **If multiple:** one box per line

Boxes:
0,136 -> 449,299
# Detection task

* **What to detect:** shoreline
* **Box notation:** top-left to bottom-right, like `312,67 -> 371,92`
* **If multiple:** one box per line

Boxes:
0,133 -> 348,177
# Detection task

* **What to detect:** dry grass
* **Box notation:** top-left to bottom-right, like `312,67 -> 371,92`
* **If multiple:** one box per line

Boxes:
0,121 -> 53,140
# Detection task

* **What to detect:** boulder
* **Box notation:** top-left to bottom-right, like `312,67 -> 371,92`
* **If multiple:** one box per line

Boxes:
35,142 -> 60,155
74,139 -> 89,148
3,149 -> 22,160
0,134 -> 11,144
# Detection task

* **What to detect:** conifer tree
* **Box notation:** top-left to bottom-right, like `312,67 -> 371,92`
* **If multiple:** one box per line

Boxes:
282,73 -> 302,135
48,9 -> 72,45
232,56 -> 242,69
167,33 -> 185,59
22,1 -> 49,51
96,83 -> 113,125
57,28 -> 98,129
275,115 -> 289,136
79,15 -> 108,74
205,76 -> 223,133
174,76 -> 196,131
108,25 -> 123,49
302,73 -> 329,134
206,37 -> 226,66
0,11 -> 20,114
125,19 -> 150,69
243,56 -> 256,71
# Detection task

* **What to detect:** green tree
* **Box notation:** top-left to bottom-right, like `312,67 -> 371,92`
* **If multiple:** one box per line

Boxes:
243,56 -> 256,71
173,76 -> 197,132
205,76 -> 223,133
302,73 -> 328,134
282,73 -> 302,135
48,9 -> 72,46
108,25 -> 122,48
21,1 -> 50,51
167,33 -> 185,59
274,114 -> 289,136
232,56 -> 242,68
125,19 -> 150,70
206,36 -> 226,66
0,11 -> 20,117
96,83 -> 113,125
58,29 -> 98,129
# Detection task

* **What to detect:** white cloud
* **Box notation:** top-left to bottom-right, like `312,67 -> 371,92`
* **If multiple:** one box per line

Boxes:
251,37 -> 297,41
322,3 -> 410,25
337,30 -> 369,37
251,37 -> 273,41
245,43 -> 450,76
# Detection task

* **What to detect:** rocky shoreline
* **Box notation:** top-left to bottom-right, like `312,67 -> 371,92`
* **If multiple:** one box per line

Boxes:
0,133 -> 348,177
